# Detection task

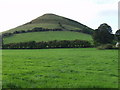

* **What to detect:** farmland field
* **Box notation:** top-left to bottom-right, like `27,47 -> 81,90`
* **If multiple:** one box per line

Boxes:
2,48 -> 118,88
3,31 -> 92,44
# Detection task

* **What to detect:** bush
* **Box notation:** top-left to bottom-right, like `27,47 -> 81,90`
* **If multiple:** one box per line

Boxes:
2,40 -> 92,49
97,44 -> 113,50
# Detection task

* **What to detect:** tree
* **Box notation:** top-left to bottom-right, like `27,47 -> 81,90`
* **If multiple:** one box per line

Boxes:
115,29 -> 120,47
115,29 -> 120,41
92,23 -> 114,46
98,23 -> 112,34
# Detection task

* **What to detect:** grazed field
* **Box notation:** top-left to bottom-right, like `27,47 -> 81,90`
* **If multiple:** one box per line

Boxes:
2,48 -> 118,88
3,31 -> 92,44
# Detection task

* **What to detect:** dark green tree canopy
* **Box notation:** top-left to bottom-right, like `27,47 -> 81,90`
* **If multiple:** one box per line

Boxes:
92,23 -> 114,45
115,29 -> 120,41
98,23 -> 112,34
115,29 -> 120,35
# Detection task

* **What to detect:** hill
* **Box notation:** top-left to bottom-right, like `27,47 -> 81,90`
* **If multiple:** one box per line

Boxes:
2,13 -> 93,44
3,13 -> 93,34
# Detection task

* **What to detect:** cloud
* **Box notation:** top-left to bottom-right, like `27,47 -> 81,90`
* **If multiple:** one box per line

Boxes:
92,0 -> 118,4
99,9 -> 117,17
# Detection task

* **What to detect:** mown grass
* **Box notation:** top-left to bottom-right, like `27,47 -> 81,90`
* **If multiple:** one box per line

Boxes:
3,31 -> 92,44
2,48 -> 118,88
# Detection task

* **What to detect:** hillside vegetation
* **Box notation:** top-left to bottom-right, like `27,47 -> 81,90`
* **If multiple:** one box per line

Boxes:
3,13 -> 93,34
3,31 -> 92,44
2,13 -> 94,45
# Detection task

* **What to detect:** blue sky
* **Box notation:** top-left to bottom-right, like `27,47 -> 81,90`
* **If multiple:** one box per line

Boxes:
0,0 -> 118,33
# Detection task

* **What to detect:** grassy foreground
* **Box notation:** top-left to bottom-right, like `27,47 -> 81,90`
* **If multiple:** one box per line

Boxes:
2,48 -> 118,88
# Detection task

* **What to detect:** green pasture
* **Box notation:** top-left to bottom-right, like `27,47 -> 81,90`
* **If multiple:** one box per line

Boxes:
2,48 -> 118,88
3,31 -> 92,44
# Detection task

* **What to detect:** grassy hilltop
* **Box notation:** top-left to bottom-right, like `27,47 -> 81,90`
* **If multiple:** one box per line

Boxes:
4,13 -> 93,33
3,13 -> 93,44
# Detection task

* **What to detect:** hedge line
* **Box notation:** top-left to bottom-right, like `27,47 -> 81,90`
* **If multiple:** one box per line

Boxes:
2,28 -> 63,38
2,40 -> 92,49
2,27 -> 93,38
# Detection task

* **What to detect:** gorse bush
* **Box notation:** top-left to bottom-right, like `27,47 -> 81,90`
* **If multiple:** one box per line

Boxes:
2,40 -> 92,49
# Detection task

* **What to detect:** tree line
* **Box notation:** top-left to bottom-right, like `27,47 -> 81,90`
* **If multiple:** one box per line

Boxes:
92,23 -> 119,46
2,40 -> 92,49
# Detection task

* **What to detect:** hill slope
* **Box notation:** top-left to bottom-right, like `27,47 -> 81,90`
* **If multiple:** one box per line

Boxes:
3,13 -> 93,34
2,13 -> 93,44
3,31 -> 92,44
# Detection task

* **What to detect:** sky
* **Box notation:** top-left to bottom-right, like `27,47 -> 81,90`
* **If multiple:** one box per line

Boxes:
0,0 -> 119,33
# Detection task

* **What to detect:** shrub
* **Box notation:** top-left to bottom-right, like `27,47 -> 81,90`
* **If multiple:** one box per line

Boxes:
2,40 -> 92,49
97,44 -> 113,50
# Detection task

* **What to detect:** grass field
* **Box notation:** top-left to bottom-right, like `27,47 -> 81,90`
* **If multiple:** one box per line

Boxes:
3,31 -> 92,44
2,48 -> 118,88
